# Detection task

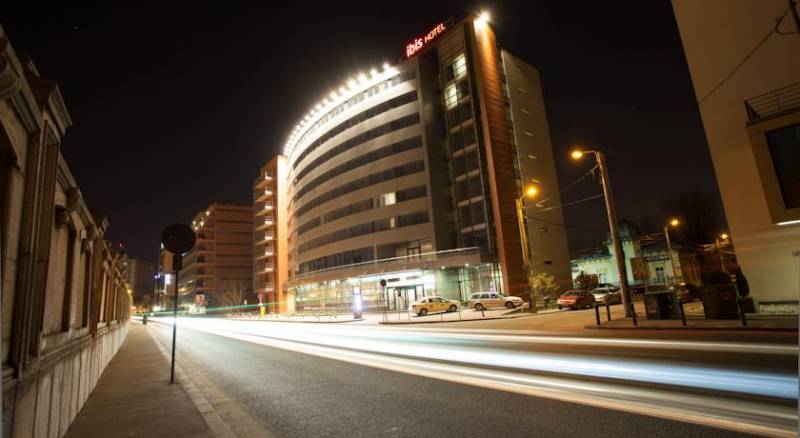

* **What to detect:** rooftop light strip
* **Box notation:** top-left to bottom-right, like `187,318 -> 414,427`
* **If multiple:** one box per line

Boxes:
283,63 -> 400,163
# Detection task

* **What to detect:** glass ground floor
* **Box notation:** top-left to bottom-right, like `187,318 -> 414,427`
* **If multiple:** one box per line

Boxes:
288,262 -> 504,314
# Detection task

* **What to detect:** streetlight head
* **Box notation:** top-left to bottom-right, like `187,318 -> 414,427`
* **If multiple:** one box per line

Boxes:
720,233 -> 729,240
475,11 -> 490,28
571,150 -> 584,160
525,185 -> 539,199
669,218 -> 680,227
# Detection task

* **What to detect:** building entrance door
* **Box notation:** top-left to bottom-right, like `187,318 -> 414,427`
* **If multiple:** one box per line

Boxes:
386,286 -> 423,311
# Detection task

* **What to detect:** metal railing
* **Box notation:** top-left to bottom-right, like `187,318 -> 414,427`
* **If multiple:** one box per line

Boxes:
744,82 -> 800,124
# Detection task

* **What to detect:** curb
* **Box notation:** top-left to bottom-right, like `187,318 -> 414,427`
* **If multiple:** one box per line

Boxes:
143,324 -> 238,438
585,324 -> 798,332
379,312 -> 538,325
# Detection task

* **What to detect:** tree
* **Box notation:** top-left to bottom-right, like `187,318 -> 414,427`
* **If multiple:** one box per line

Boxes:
214,278 -> 251,308
529,273 -> 561,309
574,271 -> 598,290
660,189 -> 726,245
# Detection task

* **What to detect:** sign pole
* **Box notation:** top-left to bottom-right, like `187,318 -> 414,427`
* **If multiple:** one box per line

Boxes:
170,253 -> 181,384
160,223 -> 196,385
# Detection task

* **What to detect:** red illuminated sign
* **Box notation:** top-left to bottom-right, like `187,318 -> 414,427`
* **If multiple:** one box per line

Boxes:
405,22 -> 447,58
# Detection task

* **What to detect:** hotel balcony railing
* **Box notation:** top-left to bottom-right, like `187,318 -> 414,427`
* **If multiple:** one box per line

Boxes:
255,216 -> 275,231
745,82 -> 800,124
256,233 -> 274,244
256,249 -> 274,260
255,202 -> 274,216
263,283 -> 275,292
262,263 -> 274,273
254,187 -> 274,203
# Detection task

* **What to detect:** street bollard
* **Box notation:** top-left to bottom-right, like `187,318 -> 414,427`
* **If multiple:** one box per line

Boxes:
142,314 -> 148,325
605,302 -> 611,321
737,299 -> 748,327
630,302 -> 638,326
594,304 -> 601,326
678,300 -> 687,326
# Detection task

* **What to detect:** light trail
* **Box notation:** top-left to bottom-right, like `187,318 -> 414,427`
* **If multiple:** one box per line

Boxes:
145,317 -> 798,437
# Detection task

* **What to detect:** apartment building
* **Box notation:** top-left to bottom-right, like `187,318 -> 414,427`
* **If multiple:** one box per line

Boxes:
253,156 -> 290,313
179,203 -> 254,308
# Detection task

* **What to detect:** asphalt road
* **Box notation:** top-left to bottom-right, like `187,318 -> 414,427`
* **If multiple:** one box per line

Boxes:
148,320 -> 797,437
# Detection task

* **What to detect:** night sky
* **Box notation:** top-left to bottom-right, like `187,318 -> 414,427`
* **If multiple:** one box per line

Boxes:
3,1 -> 722,262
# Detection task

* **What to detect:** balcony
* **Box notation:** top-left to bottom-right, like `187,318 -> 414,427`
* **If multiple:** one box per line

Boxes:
745,83 -> 800,125
256,249 -> 274,260
255,216 -> 275,231
254,187 -> 274,203
256,232 -> 274,245
255,202 -> 274,216
263,283 -> 274,292
262,263 -> 274,273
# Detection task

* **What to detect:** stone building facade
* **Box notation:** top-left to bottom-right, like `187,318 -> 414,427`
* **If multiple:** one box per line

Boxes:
1,25 -> 130,438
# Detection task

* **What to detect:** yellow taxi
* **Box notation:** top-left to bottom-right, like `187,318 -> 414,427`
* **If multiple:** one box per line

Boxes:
410,296 -> 460,316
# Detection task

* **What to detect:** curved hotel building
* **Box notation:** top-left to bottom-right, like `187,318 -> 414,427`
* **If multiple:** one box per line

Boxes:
257,14 -> 570,313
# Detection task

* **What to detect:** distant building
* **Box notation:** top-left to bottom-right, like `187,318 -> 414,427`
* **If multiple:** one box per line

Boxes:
125,258 -> 155,309
277,13 -> 571,313
180,203 -> 254,308
253,156 -> 290,313
672,0 -> 800,303
154,247 -> 176,310
571,221 -> 707,290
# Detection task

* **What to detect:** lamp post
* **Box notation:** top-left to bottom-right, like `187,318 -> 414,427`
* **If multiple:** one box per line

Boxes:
664,218 -> 680,286
516,184 -> 539,312
571,149 -> 632,316
715,233 -> 729,273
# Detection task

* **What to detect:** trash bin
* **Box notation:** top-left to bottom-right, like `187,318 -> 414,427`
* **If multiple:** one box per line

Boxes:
701,284 -> 740,319
643,290 -> 680,319
142,314 -> 148,325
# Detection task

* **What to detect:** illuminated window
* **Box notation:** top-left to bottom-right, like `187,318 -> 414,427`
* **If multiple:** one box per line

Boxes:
445,83 -> 458,109
379,192 -> 396,207
452,54 -> 467,81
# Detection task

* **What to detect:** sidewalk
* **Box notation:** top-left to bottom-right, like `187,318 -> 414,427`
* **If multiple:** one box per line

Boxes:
64,323 -> 216,438
592,314 -> 798,331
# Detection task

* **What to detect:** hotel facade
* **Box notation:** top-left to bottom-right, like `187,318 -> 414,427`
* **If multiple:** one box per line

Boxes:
267,14 -> 570,313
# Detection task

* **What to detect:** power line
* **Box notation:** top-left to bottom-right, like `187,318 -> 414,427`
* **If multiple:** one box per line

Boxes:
537,193 -> 605,212
698,6 -> 791,104
534,164 -> 599,207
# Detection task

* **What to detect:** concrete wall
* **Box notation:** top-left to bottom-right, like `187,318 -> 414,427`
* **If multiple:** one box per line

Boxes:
672,0 -> 800,302
4,324 -> 127,438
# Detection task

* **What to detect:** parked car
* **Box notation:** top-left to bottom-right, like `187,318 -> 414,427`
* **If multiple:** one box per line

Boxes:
410,296 -> 460,316
597,283 -> 620,292
591,287 -> 622,305
468,292 -> 524,311
557,290 -> 596,310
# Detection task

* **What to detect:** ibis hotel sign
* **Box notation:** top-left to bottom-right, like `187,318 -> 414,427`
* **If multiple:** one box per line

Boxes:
405,21 -> 447,58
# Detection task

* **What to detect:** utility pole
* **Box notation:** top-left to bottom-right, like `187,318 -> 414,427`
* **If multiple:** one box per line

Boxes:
595,151 -> 633,317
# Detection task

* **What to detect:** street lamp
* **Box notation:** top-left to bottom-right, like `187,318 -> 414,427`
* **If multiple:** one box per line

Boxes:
516,184 -> 539,266
715,233 -> 730,273
516,183 -> 539,312
571,148 -> 632,316
664,218 -> 681,285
